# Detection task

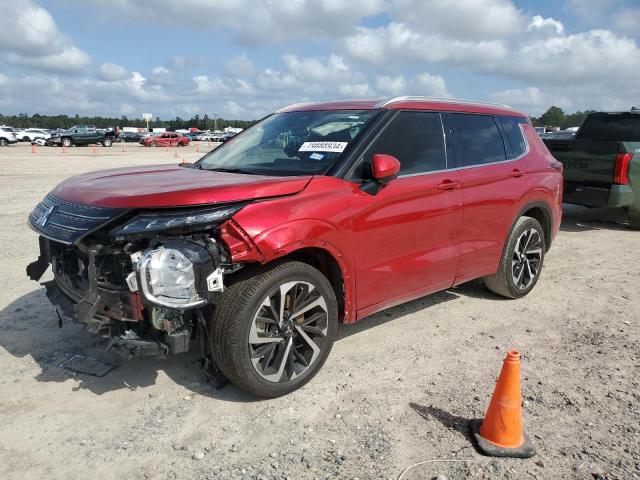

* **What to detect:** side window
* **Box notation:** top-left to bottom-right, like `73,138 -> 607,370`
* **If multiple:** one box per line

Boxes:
452,114 -> 506,167
498,116 -> 528,158
364,111 -> 446,176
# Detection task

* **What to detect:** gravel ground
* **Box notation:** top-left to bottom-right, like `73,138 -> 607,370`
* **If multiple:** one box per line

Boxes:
0,142 -> 638,480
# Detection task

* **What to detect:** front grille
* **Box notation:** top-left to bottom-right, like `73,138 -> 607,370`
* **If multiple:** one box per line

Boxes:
28,194 -> 124,244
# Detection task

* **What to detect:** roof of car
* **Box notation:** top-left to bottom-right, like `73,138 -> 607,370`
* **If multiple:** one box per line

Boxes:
276,96 -> 526,118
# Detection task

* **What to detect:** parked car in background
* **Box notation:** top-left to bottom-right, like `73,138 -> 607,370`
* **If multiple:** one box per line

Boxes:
51,125 -> 115,147
0,127 -> 18,146
20,129 -> 51,142
26,97 -> 562,398
116,131 -> 142,143
543,111 -> 640,229
140,131 -> 190,147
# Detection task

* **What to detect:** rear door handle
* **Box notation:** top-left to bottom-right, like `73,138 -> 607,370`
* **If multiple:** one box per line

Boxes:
509,169 -> 524,178
437,180 -> 462,190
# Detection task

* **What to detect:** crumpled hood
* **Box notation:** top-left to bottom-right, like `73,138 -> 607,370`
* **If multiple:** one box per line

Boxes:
51,164 -> 312,208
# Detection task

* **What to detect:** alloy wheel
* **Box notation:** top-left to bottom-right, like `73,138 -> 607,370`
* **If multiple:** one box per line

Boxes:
249,281 -> 329,383
511,228 -> 542,290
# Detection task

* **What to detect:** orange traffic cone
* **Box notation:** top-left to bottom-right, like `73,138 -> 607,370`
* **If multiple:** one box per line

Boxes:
121,144 -> 126,153
31,144 -> 37,154
92,144 -> 97,154
195,144 -> 199,153
470,350 -> 536,458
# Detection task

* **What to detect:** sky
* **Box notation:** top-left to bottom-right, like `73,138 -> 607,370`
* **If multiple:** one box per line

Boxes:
0,0 -> 639,120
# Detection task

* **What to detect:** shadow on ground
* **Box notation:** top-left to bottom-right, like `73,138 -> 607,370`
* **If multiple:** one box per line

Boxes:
560,204 -> 632,232
0,282 -> 477,400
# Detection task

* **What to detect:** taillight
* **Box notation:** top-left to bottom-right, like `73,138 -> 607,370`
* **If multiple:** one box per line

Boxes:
614,153 -> 633,185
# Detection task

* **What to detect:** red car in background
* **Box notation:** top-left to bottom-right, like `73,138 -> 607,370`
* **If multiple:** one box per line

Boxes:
141,132 -> 190,147
27,97 -> 562,398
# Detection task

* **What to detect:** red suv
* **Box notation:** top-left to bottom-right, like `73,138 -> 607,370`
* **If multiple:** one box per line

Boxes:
27,97 -> 562,397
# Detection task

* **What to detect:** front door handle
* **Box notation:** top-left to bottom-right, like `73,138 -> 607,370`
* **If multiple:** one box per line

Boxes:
437,179 -> 462,190
509,169 -> 524,178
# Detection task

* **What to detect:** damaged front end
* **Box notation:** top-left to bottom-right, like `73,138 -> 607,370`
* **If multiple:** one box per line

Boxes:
26,194 -> 244,366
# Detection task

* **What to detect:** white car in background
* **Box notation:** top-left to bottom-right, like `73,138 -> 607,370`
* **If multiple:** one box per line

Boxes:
0,127 -> 19,146
19,129 -> 51,142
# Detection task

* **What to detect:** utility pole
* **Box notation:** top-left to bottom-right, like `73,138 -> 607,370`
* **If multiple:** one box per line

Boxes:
214,112 -> 218,132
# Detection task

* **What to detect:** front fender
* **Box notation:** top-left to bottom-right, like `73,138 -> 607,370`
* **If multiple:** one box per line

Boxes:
221,217 -> 356,322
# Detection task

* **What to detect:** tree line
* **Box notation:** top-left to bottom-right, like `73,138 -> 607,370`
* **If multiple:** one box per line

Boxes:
0,113 -> 257,131
531,105 -> 638,129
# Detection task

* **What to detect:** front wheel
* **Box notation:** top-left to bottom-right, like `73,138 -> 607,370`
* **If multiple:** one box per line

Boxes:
484,216 -> 546,298
61,138 -> 72,148
0,138 -> 7,147
102,138 -> 113,147
211,261 -> 338,398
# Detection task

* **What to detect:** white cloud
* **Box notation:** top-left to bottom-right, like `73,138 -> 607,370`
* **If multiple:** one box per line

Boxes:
79,0 -> 384,44
614,8 -> 640,37
152,66 -> 171,76
282,54 -> 352,83
0,0 -> 90,73
97,62 -> 128,81
375,75 -> 407,96
415,73 -> 449,97
225,54 -> 255,77
527,15 -> 564,36
344,23 -> 508,66
502,29 -> 640,86
390,0 -> 525,40
339,83 -> 373,97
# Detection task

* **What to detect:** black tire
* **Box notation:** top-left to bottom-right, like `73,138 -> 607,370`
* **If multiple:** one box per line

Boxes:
102,138 -> 113,147
61,137 -> 72,148
484,216 -> 546,298
629,209 -> 640,230
211,261 -> 338,398
22,136 -> 30,142
0,138 -> 7,147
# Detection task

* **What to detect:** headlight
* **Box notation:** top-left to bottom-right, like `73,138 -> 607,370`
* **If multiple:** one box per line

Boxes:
110,205 -> 243,241
136,238 -> 223,309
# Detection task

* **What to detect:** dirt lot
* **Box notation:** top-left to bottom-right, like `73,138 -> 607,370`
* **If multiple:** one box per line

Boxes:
0,142 -> 638,480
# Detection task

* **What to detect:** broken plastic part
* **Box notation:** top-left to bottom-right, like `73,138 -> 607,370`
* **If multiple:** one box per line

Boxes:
206,267 -> 224,292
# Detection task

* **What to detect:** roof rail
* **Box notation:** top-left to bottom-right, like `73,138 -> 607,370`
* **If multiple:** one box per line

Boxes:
375,96 -> 512,109
275,102 -> 316,113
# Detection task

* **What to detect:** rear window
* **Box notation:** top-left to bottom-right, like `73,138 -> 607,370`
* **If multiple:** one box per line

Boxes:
497,116 -> 528,158
451,114 -> 506,167
579,113 -> 640,141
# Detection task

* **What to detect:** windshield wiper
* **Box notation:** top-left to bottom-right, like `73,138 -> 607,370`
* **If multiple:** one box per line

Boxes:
203,167 -> 258,175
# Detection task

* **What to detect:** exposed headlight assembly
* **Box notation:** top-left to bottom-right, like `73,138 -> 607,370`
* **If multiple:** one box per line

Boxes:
110,204 -> 243,241
135,238 -> 223,309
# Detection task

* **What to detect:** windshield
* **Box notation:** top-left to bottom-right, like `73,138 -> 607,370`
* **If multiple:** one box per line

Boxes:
197,110 -> 377,176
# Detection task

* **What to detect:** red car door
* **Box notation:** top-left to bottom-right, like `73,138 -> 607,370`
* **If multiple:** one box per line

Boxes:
348,111 -> 463,314
445,113 -> 530,282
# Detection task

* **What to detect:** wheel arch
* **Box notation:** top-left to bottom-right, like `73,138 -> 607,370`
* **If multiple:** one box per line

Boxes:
220,219 -> 354,323
517,201 -> 553,251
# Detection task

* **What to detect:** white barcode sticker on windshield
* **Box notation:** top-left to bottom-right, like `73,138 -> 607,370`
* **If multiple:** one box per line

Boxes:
298,141 -> 348,153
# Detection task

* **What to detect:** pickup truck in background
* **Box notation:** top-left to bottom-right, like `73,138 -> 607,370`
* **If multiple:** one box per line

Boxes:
543,111 -> 640,229
51,125 -> 115,148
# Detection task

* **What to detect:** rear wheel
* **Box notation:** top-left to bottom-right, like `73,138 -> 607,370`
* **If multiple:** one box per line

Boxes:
211,261 -> 338,398
102,138 -> 113,147
61,137 -> 72,148
484,216 -> 546,298
0,138 -> 7,147
22,136 -> 30,142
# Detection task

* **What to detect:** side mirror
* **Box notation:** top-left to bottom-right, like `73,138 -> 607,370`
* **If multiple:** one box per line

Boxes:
361,154 -> 401,195
371,154 -> 400,182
